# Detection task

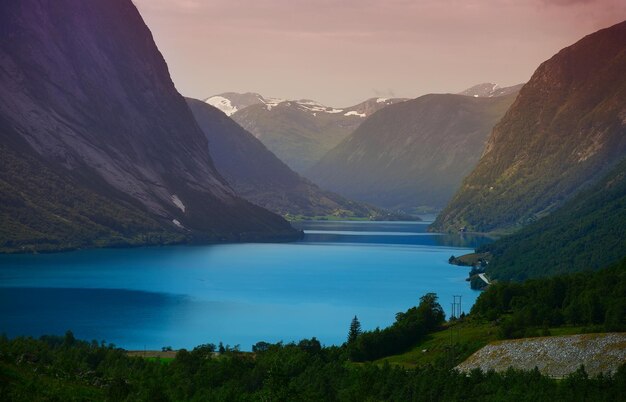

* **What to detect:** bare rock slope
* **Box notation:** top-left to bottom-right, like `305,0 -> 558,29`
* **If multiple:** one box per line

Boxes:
0,0 -> 297,251
456,333 -> 626,378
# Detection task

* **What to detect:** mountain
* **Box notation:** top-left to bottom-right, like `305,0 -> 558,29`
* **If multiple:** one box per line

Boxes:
186,98 -> 399,219
205,92 -> 283,116
0,0 -> 297,252
227,95 -> 407,173
307,92 -> 519,211
476,157 -> 626,281
458,83 -> 524,98
433,21 -> 626,233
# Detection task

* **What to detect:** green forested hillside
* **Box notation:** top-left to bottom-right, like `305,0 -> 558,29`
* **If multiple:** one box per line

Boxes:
478,158 -> 626,281
308,93 -> 517,210
0,141 -> 184,253
472,258 -> 626,337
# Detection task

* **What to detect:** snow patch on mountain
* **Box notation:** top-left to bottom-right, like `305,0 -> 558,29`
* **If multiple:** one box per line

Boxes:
171,194 -> 185,212
206,96 -> 237,116
295,100 -> 344,115
344,111 -> 366,117
264,97 -> 284,111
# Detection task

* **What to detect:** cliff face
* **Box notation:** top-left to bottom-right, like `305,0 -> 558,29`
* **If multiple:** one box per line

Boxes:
307,93 -> 517,210
433,21 -> 626,232
0,0 -> 296,251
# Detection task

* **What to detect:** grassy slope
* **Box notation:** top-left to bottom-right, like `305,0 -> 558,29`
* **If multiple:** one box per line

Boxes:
375,321 -> 588,369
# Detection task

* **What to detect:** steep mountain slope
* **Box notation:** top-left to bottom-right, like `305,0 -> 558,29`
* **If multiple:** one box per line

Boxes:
476,157 -> 626,281
307,93 -> 518,210
230,96 -> 407,173
458,83 -> 524,98
0,0 -> 297,251
433,21 -> 626,232
186,98 -> 394,219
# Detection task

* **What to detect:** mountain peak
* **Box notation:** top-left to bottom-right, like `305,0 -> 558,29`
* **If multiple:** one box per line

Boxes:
458,83 -> 524,98
434,21 -> 626,232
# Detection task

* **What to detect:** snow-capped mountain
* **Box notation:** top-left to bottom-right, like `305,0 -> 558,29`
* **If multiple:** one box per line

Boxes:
207,93 -> 407,173
205,92 -> 402,120
205,92 -> 272,116
458,83 -> 524,98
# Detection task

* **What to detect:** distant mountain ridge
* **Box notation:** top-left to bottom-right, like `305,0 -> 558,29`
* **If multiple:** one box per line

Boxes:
458,83 -> 524,98
433,21 -> 626,233
205,92 -> 284,116
186,98 -> 397,220
307,91 -> 519,211
0,0 -> 297,251
206,92 -> 407,173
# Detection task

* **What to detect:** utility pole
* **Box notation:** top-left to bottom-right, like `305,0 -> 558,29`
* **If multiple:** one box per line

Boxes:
448,295 -> 462,368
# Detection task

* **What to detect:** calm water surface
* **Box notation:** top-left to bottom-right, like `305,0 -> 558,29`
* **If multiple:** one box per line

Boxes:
0,220 -> 490,350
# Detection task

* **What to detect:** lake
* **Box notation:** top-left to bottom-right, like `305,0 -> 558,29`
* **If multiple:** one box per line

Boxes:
0,220 -> 490,351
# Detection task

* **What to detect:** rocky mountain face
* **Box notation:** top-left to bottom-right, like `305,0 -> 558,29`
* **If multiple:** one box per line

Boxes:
220,95 -> 406,173
0,0 -> 297,251
433,21 -> 626,233
186,98 -> 395,219
307,93 -> 518,211
458,83 -> 524,98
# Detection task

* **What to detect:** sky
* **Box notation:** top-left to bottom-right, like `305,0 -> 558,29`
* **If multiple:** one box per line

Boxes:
134,0 -> 626,106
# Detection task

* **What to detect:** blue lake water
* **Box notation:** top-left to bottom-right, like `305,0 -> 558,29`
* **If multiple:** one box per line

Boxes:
0,220 -> 490,351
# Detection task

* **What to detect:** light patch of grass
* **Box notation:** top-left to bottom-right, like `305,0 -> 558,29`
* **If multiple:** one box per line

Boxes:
375,320 -> 499,368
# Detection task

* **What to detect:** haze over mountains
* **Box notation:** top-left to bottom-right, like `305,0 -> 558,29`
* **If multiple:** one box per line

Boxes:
0,0 -> 297,251
206,93 -> 407,173
433,20 -> 626,233
307,87 -> 520,211
458,83 -> 524,98
186,98 -> 392,219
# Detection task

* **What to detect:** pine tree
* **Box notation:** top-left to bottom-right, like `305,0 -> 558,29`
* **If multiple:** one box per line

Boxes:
347,315 -> 362,344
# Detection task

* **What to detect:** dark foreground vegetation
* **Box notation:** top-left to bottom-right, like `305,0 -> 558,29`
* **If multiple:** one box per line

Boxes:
472,257 -> 626,338
2,259 -> 625,401
1,332 -> 625,402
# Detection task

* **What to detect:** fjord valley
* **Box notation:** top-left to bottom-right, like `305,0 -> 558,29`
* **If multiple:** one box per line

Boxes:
1,0 -> 626,400
307,88 -> 520,211
185,98 -> 399,220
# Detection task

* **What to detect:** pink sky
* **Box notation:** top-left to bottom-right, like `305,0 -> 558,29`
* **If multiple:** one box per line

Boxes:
134,0 -> 625,106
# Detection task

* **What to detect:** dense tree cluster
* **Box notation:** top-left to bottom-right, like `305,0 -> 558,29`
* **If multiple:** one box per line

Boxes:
472,257 -> 626,338
1,331 -> 625,401
348,293 -> 445,361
